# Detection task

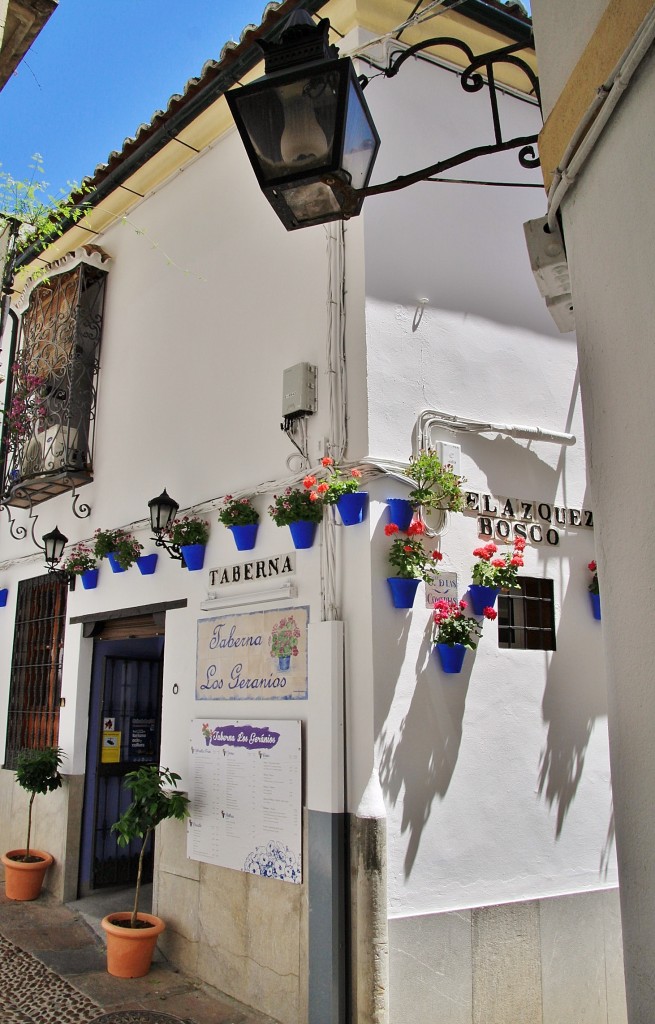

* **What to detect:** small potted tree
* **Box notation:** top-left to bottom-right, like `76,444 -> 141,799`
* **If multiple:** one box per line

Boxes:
1,746 -> 64,900
101,765 -> 189,978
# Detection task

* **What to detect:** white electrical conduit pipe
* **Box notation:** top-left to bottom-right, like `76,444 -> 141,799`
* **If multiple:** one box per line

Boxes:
416,409 -> 576,451
547,5 -> 655,229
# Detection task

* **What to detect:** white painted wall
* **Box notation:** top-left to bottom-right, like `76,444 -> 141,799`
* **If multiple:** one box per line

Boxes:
532,4 -> 655,1016
354,42 -> 617,916
0,7 -> 624,1015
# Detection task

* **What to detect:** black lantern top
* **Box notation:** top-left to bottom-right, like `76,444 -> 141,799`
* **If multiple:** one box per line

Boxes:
43,525 -> 68,569
148,488 -> 179,535
226,13 -> 380,230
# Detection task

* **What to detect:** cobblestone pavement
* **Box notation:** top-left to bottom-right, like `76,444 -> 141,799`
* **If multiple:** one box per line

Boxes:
0,890 -> 280,1024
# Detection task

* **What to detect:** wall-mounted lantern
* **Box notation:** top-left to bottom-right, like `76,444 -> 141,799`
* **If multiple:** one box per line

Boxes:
148,488 -> 184,563
225,12 -> 380,230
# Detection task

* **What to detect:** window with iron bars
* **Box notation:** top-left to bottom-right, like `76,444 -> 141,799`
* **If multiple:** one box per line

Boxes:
498,577 -> 556,650
1,253 -> 107,507
3,575 -> 68,769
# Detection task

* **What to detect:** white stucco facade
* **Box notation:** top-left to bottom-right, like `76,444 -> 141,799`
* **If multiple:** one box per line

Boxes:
532,2 -> 655,1021
0,3 -> 629,1022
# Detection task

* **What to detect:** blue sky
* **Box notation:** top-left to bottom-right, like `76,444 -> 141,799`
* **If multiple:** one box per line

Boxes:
0,1 -> 269,198
0,0 -> 532,201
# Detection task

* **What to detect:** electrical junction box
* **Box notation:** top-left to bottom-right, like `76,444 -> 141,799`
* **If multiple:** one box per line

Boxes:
523,215 -> 575,333
437,441 -> 461,477
282,362 -> 317,418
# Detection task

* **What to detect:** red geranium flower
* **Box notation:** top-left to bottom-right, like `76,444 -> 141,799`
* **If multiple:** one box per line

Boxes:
384,523 -> 399,536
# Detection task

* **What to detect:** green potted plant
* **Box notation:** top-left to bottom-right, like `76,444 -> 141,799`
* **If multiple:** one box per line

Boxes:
268,484 -> 324,549
101,765 -> 189,978
62,542 -> 99,589
469,537 -> 525,613
431,597 -> 490,673
167,515 -> 210,570
385,520 -> 443,608
218,495 -> 259,551
406,448 -> 465,514
313,457 -> 367,526
93,527 -> 143,573
1,746 -> 64,900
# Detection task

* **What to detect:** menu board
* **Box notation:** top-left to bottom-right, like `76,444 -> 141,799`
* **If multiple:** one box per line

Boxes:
187,718 -> 302,883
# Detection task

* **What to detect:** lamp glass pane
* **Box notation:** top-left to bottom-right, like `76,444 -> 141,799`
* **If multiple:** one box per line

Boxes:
281,181 -> 342,223
341,79 -> 379,189
235,68 -> 341,182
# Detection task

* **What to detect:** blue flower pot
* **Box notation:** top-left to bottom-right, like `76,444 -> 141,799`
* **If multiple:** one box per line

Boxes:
278,655 -> 291,671
469,584 -> 499,616
386,498 -> 413,531
81,569 -> 99,590
289,520 -> 317,549
230,523 -> 259,550
107,552 -> 125,573
0,587 -> 8,606
590,592 -> 601,620
387,576 -> 420,608
436,643 -> 467,674
181,543 -> 206,571
137,553 -> 158,575
337,492 -> 368,526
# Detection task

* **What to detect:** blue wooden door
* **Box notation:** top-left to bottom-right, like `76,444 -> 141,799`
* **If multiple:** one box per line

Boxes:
79,637 -> 164,894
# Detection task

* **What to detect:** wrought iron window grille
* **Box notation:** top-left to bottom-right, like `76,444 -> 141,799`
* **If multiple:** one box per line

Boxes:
498,576 -> 556,651
3,573 -> 68,769
0,247 -> 109,533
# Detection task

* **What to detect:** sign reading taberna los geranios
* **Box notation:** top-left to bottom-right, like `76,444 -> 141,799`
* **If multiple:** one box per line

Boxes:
196,606 -> 309,701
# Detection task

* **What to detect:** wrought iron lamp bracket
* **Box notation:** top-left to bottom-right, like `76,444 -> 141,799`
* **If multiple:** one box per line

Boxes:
151,531 -> 185,565
329,35 -> 541,215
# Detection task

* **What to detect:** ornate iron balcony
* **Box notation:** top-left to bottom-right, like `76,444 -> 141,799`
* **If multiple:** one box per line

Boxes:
1,248 -> 108,508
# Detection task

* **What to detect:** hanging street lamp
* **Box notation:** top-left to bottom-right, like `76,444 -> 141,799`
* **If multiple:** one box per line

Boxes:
226,9 -> 541,231
226,12 -> 380,231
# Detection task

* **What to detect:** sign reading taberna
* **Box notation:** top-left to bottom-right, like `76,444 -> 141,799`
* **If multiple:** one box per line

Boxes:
196,606 -> 309,701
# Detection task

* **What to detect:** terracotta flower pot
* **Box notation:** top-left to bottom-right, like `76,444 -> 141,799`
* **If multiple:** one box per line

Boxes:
2,849 -> 54,900
101,911 -> 166,977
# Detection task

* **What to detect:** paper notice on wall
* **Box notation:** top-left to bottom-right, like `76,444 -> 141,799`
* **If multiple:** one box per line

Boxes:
187,718 -> 302,883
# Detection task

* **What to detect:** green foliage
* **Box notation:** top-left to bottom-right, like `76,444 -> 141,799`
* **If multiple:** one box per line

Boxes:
167,515 -> 210,546
111,766 -> 190,926
62,543 -> 97,575
93,528 -> 142,569
406,449 -> 464,512
268,486 -> 324,526
15,746 -> 64,797
385,522 -> 443,583
14,746 -> 64,858
317,457 -> 362,505
471,539 -> 525,588
218,496 -> 259,527
431,599 -> 483,649
0,154 -> 92,262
